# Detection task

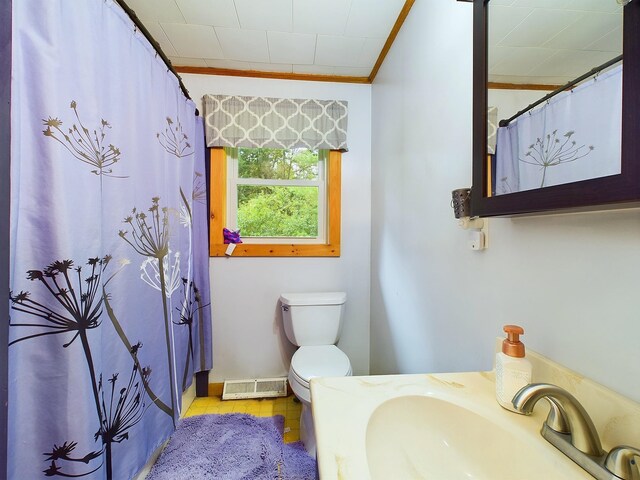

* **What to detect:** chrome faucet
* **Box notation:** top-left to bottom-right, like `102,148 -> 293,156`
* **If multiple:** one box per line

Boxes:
512,383 -> 603,456
511,383 -> 640,480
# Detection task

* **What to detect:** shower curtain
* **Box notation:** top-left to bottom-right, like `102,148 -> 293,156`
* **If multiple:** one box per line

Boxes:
495,65 -> 622,195
9,1 -> 212,479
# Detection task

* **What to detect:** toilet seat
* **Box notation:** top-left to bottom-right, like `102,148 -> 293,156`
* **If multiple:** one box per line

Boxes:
290,345 -> 352,390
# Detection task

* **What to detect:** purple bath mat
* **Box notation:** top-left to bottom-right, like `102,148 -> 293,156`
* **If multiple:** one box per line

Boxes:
146,413 -> 318,480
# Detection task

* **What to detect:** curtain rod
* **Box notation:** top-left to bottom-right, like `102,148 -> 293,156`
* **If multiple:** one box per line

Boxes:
114,0 -> 194,106
498,54 -> 623,127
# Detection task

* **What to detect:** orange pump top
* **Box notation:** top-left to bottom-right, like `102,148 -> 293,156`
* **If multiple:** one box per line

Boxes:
502,324 -> 525,358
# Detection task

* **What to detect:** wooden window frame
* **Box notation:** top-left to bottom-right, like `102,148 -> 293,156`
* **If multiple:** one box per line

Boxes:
209,148 -> 341,257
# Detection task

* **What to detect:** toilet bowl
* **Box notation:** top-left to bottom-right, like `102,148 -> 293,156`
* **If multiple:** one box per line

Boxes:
289,345 -> 352,455
280,292 -> 352,457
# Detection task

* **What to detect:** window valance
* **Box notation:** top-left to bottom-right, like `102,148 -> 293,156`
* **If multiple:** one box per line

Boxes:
203,95 -> 349,151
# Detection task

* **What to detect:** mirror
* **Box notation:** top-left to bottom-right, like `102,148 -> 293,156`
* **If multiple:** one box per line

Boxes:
472,0 -> 640,217
489,2 -> 622,196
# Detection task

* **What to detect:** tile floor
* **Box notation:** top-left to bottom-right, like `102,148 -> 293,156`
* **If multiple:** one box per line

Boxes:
184,394 -> 302,444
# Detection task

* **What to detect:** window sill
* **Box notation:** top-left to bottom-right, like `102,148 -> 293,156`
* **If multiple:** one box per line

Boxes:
210,243 -> 340,257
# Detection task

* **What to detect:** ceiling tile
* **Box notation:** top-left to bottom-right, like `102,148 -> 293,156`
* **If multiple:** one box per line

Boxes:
161,23 -> 224,59
488,5 -> 534,46
488,2 -> 626,83
293,64 -> 369,78
292,64 -> 336,75
125,0 -> 185,23
267,31 -> 316,65
167,56 -> 208,67
357,37 -> 386,69
175,0 -> 239,27
234,0 -> 292,32
488,45 -> 511,70
585,26 -> 623,53
543,12 -> 622,51
215,27 -> 270,63
527,49 -> 617,79
332,66 -> 370,77
204,59 -> 253,69
512,0 -> 573,8
315,35 -> 365,67
250,62 -> 294,73
293,0 -> 351,35
566,0 -> 621,13
499,9 -> 582,48
490,47 -> 557,76
144,23 -> 179,57
344,0 -> 405,38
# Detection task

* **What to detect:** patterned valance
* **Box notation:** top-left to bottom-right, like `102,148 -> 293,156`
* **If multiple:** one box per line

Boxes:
203,95 -> 349,151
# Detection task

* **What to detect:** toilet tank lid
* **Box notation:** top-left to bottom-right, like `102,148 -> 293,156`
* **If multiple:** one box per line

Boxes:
280,292 -> 346,306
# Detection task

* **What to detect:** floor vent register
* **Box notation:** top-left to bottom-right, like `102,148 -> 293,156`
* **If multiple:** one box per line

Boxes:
222,377 -> 288,400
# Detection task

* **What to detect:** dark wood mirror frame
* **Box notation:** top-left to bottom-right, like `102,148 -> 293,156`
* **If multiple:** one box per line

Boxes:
471,0 -> 640,217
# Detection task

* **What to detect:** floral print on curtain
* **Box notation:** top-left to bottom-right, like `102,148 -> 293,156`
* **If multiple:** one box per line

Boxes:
8,1 -> 212,479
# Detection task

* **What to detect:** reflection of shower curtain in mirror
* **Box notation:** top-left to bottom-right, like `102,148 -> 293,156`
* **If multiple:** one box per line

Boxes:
9,1 -> 212,478
495,65 -> 622,195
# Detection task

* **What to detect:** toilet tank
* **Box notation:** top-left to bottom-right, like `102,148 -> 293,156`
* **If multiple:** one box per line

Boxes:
280,292 -> 347,346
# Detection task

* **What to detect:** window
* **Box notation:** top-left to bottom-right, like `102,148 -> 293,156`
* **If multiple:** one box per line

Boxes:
229,147 -> 325,243
210,148 -> 341,257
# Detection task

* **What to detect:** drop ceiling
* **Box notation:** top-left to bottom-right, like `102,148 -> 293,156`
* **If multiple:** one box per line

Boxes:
489,0 -> 623,86
123,0 -> 408,81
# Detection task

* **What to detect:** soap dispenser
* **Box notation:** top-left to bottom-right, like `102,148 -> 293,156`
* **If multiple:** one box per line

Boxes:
495,325 -> 532,412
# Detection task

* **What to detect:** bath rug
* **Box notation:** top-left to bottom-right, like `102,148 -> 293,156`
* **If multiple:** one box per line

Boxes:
146,413 -> 318,480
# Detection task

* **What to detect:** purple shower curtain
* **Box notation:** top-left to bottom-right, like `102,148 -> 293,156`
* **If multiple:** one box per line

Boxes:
9,1 -> 212,478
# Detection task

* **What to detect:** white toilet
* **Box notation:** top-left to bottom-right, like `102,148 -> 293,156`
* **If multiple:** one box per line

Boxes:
280,292 -> 352,457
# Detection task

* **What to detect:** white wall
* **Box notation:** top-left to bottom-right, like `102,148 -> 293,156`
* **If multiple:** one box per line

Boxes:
181,74 -> 372,382
488,89 -> 552,122
370,0 -> 640,403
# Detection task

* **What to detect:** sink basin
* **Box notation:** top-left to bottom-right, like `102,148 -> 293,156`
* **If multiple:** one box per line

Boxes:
309,372 -> 606,479
366,395 -> 580,480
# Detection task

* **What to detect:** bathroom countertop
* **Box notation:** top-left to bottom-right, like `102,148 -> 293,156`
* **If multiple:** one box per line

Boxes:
310,367 -> 640,480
